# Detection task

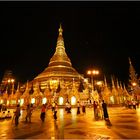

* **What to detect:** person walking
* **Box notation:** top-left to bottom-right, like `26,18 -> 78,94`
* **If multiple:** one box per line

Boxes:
98,100 -> 103,120
132,100 -> 137,110
81,101 -> 86,114
102,100 -> 109,120
53,104 -> 58,120
25,104 -> 33,123
52,102 -> 56,112
93,101 -> 98,120
40,104 -> 46,122
14,104 -> 21,126
102,100 -> 112,126
77,101 -> 80,115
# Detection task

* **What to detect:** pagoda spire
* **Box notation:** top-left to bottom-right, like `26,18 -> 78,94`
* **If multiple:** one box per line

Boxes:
111,76 -> 115,88
120,82 -> 123,90
123,83 -> 130,98
104,75 -> 108,87
5,86 -> 8,94
59,23 -> 63,36
129,57 -> 132,65
11,83 -> 14,94
15,82 -> 21,97
116,78 -> 120,89
123,83 -> 127,91
55,24 -> 65,53
25,80 -> 29,92
16,82 -> 20,92
48,24 -> 72,67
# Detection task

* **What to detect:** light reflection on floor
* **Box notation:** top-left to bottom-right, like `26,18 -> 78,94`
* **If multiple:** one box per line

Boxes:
1,107 -> 140,139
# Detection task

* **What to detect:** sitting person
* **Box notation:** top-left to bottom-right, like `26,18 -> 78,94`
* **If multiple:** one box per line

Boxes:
0,111 -> 6,119
5,111 -> 12,118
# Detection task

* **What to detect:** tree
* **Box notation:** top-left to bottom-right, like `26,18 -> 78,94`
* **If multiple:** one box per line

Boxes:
128,57 -> 139,88
128,58 -> 140,100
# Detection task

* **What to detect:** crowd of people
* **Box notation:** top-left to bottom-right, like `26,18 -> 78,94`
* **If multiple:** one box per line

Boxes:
0,99 -> 122,127
125,100 -> 139,110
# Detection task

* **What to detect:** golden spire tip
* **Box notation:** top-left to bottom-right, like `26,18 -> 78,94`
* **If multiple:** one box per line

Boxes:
59,23 -> 63,35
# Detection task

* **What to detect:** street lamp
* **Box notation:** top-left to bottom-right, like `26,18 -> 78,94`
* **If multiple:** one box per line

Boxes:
7,78 -> 15,94
87,70 -> 99,94
132,82 -> 137,87
8,78 -> 15,84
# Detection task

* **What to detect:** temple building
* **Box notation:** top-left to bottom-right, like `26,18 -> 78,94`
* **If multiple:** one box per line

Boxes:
20,24 -> 84,107
0,25 -> 132,107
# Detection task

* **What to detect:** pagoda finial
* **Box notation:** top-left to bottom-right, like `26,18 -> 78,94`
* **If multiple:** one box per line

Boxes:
116,78 -> 120,89
120,82 -> 123,89
16,82 -> 20,92
5,86 -> 8,94
123,83 -> 126,90
17,82 -> 20,91
104,75 -> 107,87
111,75 -> 115,88
25,80 -> 29,91
128,57 -> 132,65
59,23 -> 63,36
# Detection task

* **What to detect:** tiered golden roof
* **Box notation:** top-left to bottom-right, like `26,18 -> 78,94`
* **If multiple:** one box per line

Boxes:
34,24 -> 81,82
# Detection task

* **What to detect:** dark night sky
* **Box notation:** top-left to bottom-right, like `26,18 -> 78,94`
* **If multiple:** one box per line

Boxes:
0,1 -> 140,84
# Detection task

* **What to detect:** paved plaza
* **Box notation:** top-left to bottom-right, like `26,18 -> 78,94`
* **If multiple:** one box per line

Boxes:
0,106 -> 140,139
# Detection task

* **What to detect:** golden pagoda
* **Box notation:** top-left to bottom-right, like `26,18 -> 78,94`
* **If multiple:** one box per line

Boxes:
34,24 -> 82,88
17,24 -> 85,106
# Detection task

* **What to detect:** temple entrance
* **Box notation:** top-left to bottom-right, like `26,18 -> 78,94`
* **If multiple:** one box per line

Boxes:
110,96 -> 115,104
7,100 -> 9,106
0,99 -> 3,104
36,98 -> 41,106
10,100 -> 16,105
31,98 -> 35,104
58,97 -> 64,105
20,98 -> 24,106
71,96 -> 76,105
42,97 -> 47,104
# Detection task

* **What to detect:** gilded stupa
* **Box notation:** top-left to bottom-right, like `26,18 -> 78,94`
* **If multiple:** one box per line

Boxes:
34,25 -> 82,85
